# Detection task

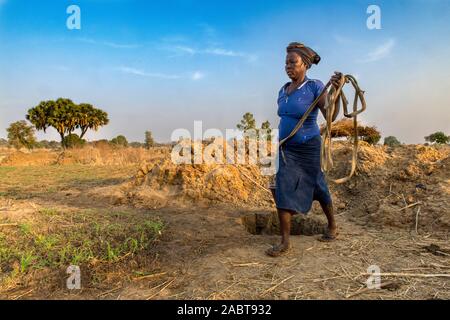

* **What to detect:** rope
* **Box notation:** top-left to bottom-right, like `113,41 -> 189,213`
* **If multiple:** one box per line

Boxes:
279,73 -> 366,184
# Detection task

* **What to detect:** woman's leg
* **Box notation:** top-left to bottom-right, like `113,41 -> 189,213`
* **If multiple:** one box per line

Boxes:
266,208 -> 292,256
278,208 -> 292,249
319,201 -> 337,240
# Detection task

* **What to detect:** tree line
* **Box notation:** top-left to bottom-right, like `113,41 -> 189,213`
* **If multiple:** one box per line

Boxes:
2,100 -> 449,150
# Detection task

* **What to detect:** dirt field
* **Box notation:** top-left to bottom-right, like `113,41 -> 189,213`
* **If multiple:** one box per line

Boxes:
0,143 -> 449,300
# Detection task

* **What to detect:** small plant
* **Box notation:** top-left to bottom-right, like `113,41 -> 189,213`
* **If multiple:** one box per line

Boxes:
19,222 -> 33,236
20,251 -> 36,273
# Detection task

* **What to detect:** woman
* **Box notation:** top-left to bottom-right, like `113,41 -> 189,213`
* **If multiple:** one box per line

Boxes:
266,42 -> 342,257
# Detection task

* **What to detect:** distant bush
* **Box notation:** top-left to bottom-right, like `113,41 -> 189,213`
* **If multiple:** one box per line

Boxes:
7,120 -> 37,150
64,133 -> 86,149
36,140 -> 61,149
129,142 -> 145,148
110,135 -> 128,147
425,132 -> 449,144
145,131 -> 155,149
384,136 -> 401,147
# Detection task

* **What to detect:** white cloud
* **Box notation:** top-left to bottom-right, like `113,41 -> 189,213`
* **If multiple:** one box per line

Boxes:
359,39 -> 395,63
333,34 -> 354,45
78,38 -> 141,49
204,48 -> 258,62
191,71 -> 205,80
103,41 -> 141,49
118,67 -> 181,79
163,44 -> 257,62
204,48 -> 241,57
173,45 -> 197,55
118,67 -> 206,81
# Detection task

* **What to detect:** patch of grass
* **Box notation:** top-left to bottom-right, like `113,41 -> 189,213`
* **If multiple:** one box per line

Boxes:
20,251 -> 36,273
0,164 -> 161,292
38,208 -> 58,216
19,222 -> 33,236
0,235 -> 17,265
0,165 -> 137,198
0,208 -> 164,289
46,186 -> 57,193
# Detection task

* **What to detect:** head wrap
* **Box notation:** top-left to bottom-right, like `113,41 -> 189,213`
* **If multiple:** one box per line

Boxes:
286,42 -> 321,69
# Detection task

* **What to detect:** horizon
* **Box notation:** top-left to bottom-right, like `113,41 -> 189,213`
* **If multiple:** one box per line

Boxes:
1,0 -> 449,144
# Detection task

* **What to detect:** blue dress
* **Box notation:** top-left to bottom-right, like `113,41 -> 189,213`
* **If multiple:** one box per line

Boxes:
275,77 -> 332,214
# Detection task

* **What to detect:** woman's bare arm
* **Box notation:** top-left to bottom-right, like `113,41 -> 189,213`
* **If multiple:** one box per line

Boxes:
319,72 -> 343,121
318,89 -> 340,121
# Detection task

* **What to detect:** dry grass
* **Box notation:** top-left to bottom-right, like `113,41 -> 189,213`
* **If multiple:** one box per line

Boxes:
0,205 -> 164,297
0,144 -> 449,300
0,145 -> 170,167
0,163 -> 165,299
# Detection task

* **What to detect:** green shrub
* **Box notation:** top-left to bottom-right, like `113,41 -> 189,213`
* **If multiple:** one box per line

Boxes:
64,134 -> 86,149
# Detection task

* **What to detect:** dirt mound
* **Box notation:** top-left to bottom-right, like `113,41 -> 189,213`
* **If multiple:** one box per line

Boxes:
129,157 -> 273,208
127,141 -> 450,234
332,144 -> 450,233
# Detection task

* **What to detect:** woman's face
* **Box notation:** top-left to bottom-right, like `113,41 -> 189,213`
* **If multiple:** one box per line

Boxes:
285,52 -> 306,81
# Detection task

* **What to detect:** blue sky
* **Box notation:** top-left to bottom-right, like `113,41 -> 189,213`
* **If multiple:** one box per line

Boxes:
0,0 -> 449,143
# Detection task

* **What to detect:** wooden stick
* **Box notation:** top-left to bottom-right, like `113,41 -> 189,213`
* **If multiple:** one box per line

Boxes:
262,275 -> 294,295
360,272 -> 450,278
415,206 -> 421,234
399,202 -> 421,211
97,286 -> 121,298
429,263 -> 450,269
0,223 -> 18,228
346,282 -> 394,299
231,262 -> 261,267
12,289 -> 34,300
312,275 -> 345,283
133,272 -> 167,281
146,278 -> 175,300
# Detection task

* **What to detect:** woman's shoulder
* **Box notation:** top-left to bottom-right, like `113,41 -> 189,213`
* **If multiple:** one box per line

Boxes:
279,82 -> 290,94
306,78 -> 325,95
307,78 -> 325,88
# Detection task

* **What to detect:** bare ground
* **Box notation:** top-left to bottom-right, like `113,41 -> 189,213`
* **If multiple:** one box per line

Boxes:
0,144 -> 449,300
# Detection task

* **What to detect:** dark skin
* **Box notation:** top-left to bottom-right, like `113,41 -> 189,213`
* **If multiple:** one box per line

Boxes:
266,52 -> 342,257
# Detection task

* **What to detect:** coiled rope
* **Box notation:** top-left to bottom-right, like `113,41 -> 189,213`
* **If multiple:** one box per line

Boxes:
279,73 -> 366,184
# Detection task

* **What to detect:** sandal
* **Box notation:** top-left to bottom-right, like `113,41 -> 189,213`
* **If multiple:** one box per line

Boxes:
318,230 -> 338,242
265,244 -> 290,257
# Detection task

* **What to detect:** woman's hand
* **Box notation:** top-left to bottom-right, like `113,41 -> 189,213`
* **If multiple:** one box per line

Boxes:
330,71 -> 343,89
